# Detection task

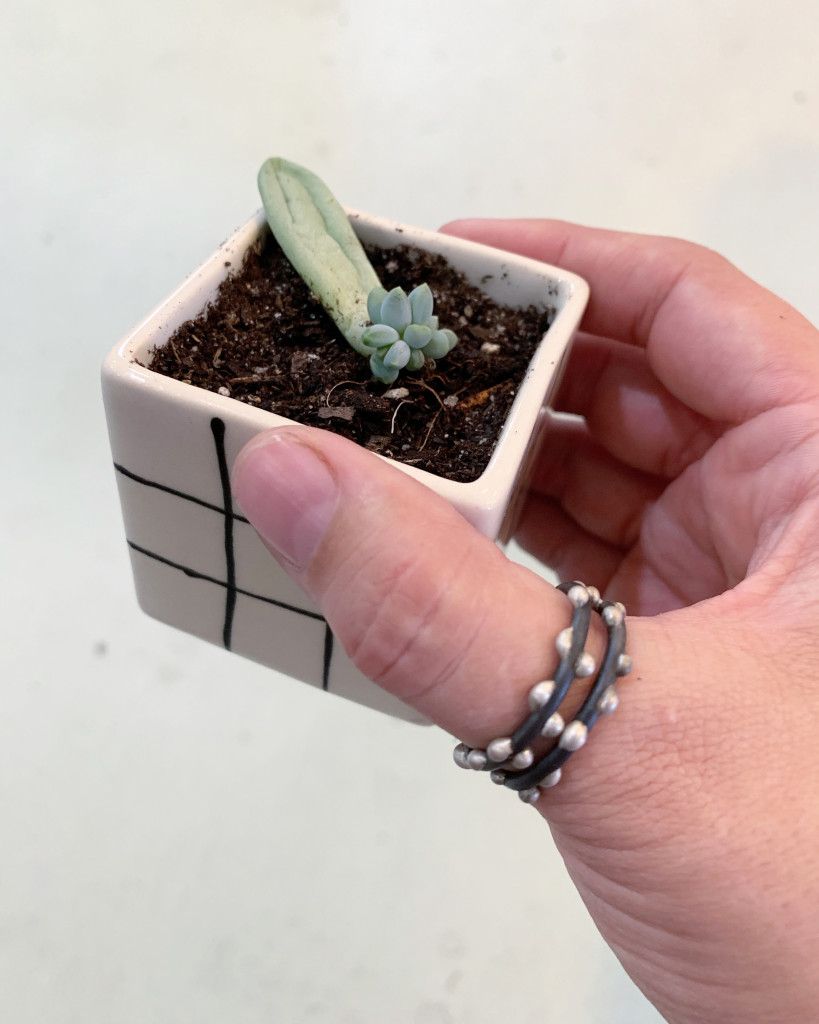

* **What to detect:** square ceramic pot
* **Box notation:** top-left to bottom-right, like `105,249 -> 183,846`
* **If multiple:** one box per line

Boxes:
102,210 -> 589,723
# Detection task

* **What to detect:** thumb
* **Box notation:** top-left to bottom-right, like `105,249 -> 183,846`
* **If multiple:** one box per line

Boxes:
231,425 -> 581,744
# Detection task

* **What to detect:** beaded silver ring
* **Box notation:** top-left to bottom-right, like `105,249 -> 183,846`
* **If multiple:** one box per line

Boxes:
453,581 -> 631,804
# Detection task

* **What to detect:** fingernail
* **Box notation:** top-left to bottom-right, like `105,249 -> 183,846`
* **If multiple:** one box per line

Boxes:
232,432 -> 339,571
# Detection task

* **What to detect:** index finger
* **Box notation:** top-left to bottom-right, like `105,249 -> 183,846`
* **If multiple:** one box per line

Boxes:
441,218 -> 819,424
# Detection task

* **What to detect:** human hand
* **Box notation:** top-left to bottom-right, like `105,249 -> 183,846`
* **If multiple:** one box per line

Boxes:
232,220 -> 819,1024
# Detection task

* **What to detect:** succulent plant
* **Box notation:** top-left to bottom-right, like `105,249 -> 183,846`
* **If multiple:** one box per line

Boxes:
363,283 -> 458,384
258,157 -> 457,385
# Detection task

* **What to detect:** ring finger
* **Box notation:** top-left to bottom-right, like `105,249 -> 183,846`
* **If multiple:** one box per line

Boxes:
529,413 -> 666,548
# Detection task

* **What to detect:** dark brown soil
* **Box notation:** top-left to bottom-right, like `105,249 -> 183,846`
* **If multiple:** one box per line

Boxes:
147,229 -> 553,483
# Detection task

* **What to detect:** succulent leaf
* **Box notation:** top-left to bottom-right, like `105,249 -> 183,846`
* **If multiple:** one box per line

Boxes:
362,323 -> 399,349
379,287 -> 412,333
423,330 -> 452,359
258,158 -> 381,356
441,328 -> 459,352
404,324 -> 432,350
409,283 -> 434,325
367,286 -> 388,323
407,350 -> 425,371
384,340 -> 411,370
370,351 -> 400,385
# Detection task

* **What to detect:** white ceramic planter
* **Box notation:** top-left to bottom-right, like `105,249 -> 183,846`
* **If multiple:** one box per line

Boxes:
102,210 -> 588,723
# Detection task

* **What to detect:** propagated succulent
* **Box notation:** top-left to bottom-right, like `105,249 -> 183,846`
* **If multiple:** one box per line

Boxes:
258,157 -> 457,385
363,283 -> 457,384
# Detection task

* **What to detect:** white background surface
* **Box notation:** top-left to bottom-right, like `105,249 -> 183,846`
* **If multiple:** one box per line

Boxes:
2,2 -> 818,1021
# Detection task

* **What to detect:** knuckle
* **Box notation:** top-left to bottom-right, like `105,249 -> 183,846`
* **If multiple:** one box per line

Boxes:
343,556 -> 428,682
658,421 -> 720,480
335,536 -> 487,702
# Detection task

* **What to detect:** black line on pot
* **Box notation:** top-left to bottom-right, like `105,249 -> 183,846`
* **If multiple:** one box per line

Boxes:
114,463 -> 250,524
322,625 -> 333,691
211,417 -> 237,650
127,541 -> 325,620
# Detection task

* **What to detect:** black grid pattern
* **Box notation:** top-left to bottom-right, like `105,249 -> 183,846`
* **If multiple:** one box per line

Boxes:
115,416 -> 334,690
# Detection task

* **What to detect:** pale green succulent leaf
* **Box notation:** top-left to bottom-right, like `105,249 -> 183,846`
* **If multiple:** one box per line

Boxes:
370,351 -> 400,385
384,340 -> 411,370
409,283 -> 434,325
404,324 -> 432,350
407,350 -> 425,371
258,157 -> 381,355
367,286 -> 388,323
379,287 -> 412,333
423,330 -> 451,359
441,328 -> 459,353
362,323 -> 399,349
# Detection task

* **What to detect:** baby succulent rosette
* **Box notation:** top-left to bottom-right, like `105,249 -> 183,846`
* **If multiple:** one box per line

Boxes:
363,283 -> 458,384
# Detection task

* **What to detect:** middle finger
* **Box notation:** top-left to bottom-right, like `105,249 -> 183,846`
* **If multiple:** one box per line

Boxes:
555,332 -> 724,478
